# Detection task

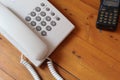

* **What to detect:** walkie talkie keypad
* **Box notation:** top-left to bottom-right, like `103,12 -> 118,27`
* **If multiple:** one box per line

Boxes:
25,2 -> 61,36
98,8 -> 119,25
96,0 -> 120,31
97,6 -> 119,31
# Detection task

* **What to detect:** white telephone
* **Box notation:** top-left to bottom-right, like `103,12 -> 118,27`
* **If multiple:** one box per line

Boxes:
0,0 -> 74,80
0,0 -> 74,67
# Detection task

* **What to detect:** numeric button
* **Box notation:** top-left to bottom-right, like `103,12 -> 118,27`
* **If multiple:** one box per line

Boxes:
25,16 -> 31,21
41,3 -> 45,6
112,22 -> 116,24
110,13 -> 113,16
108,22 -> 111,24
35,16 -> 41,21
31,21 -> 36,26
45,16 -> 51,21
30,12 -> 36,17
114,14 -> 118,16
36,26 -> 41,31
114,10 -> 118,13
41,31 -> 47,36
108,19 -> 112,22
109,16 -> 112,19
105,12 -> 108,15
41,21 -> 47,26
46,7 -> 50,11
40,11 -> 46,17
114,17 -> 117,19
100,14 -> 104,17
35,7 -> 41,12
103,21 -> 107,23
56,17 -> 60,21
46,26 -> 52,31
104,15 -> 108,18
112,20 -> 117,24
99,17 -> 103,20
99,20 -> 102,22
51,12 -> 55,16
51,21 -> 56,26
101,7 -> 106,11
101,11 -> 104,14
104,18 -> 107,21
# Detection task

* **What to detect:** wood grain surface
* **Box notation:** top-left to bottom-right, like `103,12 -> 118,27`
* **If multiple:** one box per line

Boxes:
0,0 -> 120,80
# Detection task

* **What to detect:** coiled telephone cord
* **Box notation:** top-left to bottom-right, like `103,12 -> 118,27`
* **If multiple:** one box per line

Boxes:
20,55 -> 64,80
47,58 -> 63,80
20,54 -> 41,80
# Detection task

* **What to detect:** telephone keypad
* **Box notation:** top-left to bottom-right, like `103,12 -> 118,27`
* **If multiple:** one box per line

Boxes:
25,2 -> 61,36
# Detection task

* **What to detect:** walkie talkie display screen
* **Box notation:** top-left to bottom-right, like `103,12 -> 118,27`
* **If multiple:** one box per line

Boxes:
103,0 -> 119,7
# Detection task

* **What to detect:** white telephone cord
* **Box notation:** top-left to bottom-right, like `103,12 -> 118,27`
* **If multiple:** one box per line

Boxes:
20,55 -> 64,80
47,58 -> 64,80
20,54 -> 41,80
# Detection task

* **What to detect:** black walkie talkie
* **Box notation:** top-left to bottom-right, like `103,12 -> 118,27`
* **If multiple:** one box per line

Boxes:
96,0 -> 120,31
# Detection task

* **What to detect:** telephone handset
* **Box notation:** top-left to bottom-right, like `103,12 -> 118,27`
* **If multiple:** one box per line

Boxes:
0,0 -> 74,67
0,3 -> 49,65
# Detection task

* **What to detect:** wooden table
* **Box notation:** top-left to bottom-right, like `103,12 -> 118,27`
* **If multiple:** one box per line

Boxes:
0,0 -> 120,80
